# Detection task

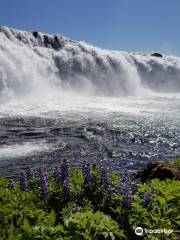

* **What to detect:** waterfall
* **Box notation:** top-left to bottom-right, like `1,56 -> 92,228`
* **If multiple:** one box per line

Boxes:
0,26 -> 180,102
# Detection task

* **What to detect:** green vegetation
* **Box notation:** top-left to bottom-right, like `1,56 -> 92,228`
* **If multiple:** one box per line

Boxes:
172,158 -> 180,168
0,162 -> 179,240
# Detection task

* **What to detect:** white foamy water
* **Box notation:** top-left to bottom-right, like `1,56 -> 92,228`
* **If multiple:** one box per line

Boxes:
0,141 -> 50,160
0,95 -> 179,118
0,26 -> 180,103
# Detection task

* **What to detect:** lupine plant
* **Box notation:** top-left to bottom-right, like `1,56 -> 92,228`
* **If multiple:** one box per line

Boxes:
53,166 -> 61,183
19,171 -> 28,191
61,159 -> 69,182
83,161 -> 92,185
26,166 -> 34,180
38,166 -> 48,197
0,160 -> 179,240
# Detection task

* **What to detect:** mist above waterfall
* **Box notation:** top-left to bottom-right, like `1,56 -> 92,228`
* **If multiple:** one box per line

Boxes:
0,26 -> 180,103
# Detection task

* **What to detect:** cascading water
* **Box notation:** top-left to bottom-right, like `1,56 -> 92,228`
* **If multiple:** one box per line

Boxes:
0,26 -> 180,177
1,26 -> 180,100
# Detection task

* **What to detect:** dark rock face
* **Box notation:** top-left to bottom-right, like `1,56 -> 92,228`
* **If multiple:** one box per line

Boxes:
134,161 -> 180,182
43,35 -> 62,50
32,31 -> 39,38
43,35 -> 50,46
54,36 -> 59,42
151,53 -> 163,57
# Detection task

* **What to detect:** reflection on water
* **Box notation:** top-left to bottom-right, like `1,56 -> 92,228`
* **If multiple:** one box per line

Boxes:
0,96 -> 179,177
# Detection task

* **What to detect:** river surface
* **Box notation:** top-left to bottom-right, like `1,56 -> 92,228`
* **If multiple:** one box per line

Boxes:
0,95 -> 179,177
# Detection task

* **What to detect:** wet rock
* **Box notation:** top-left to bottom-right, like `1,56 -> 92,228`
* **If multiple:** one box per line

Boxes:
32,31 -> 39,38
54,36 -> 59,42
43,35 -> 62,50
134,161 -> 180,182
43,35 -> 49,46
151,52 -> 163,57
53,36 -> 63,49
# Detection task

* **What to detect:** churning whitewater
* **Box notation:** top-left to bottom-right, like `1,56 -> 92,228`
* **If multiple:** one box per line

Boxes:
0,26 -> 180,177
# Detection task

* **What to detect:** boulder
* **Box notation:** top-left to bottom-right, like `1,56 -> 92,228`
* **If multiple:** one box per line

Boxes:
32,31 -> 39,38
43,35 -> 62,50
134,161 -> 180,182
151,52 -> 163,57
54,36 -> 59,42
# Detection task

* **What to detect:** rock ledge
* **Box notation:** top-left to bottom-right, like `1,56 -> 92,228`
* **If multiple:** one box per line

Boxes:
134,161 -> 180,182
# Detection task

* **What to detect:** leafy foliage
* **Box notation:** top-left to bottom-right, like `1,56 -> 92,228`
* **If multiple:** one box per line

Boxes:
172,158 -> 180,168
130,179 -> 180,240
63,211 -> 125,240
0,162 -> 179,240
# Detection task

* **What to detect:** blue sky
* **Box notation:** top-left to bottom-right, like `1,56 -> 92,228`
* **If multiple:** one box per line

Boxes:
0,0 -> 180,55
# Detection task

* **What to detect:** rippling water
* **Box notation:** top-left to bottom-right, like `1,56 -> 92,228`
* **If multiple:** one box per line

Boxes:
0,95 -> 180,177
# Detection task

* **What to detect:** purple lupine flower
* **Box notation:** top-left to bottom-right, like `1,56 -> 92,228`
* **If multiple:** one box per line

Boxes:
53,166 -> 61,183
119,172 -> 133,210
83,161 -> 92,185
38,166 -> 48,180
144,192 -> 152,206
100,166 -> 109,184
63,178 -> 71,198
42,165 -> 48,179
39,167 -> 48,197
61,160 -> 69,182
7,179 -> 16,190
121,187 -> 133,210
20,172 -> 28,191
26,167 -> 34,180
